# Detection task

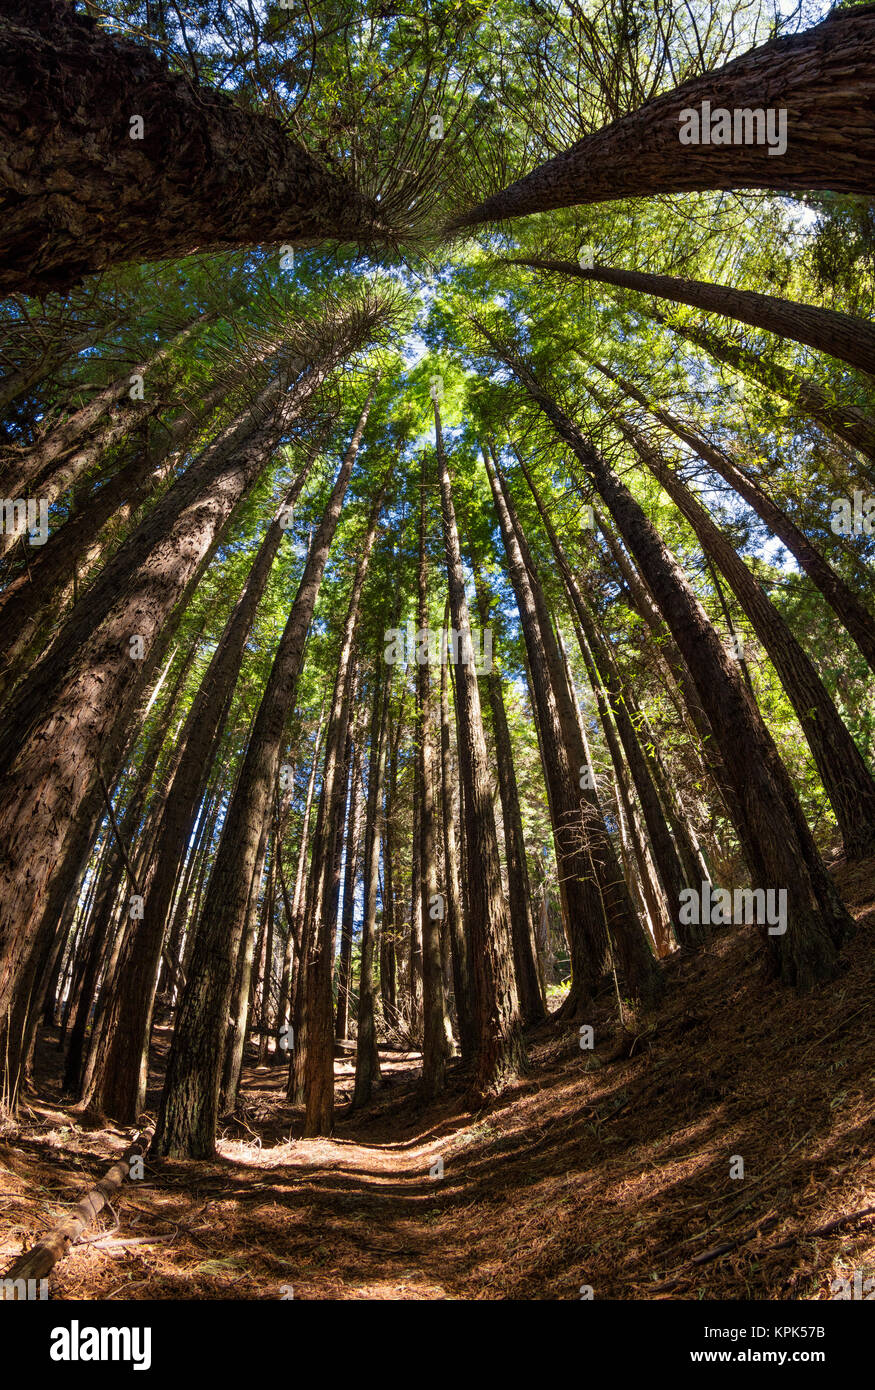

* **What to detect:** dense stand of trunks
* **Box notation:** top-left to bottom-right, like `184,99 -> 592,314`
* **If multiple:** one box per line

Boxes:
0,2 -> 872,1155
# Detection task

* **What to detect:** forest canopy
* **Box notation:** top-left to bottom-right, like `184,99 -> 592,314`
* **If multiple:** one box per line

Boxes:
0,0 -> 873,1314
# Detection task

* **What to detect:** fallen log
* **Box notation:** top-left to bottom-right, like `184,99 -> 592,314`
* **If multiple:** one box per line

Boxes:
1,1130 -> 152,1294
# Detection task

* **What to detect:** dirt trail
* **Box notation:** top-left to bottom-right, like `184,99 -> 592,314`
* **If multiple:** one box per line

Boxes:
2,888 -> 874,1300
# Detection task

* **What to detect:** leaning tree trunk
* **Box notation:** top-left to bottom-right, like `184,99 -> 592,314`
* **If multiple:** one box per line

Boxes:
608,406 -> 875,860
509,258 -> 875,379
482,454 -> 603,1009
434,401 -> 526,1097
0,331 -> 288,697
592,360 -> 875,675
0,390 -> 223,696
0,578 -> 196,1108
86,446 -> 320,1124
68,634 -> 202,1106
570,615 -> 674,956
0,314 -> 210,508
0,308 -> 380,1031
590,502 -> 761,883
0,0 -> 388,296
152,401 -> 371,1159
450,6 -> 875,229
490,332 -> 852,988
647,308 -> 875,476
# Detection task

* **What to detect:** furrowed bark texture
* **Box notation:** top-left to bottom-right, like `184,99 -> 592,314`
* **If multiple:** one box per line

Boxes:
0,0 -> 386,295
452,7 -> 875,228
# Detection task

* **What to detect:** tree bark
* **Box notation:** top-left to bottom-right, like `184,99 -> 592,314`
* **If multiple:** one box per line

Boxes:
451,8 -> 875,229
438,603 -> 476,1058
470,557 -> 547,1023
152,402 -> 372,1157
606,404 -> 875,860
485,447 -> 662,1007
417,474 -> 448,1098
335,730 -> 365,1043
434,402 -> 526,1097
85,444 -> 321,1124
0,308 -> 379,1031
509,257 -> 875,379
0,0 -> 387,296
0,390 -> 224,698
517,456 -> 692,948
379,695 -> 404,1024
489,331 -> 852,988
303,489 -> 384,1137
277,704 -> 325,1063
352,675 -> 389,1109
592,360 -> 875,675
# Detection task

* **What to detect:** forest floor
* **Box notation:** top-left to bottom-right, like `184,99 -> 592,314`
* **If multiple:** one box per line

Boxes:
2,861 -> 874,1301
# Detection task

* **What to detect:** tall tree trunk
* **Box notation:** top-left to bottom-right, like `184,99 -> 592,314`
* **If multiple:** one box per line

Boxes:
517,453 -> 705,947
300,659 -> 357,1132
84,444 -> 321,1123
470,559 -> 546,1023
152,401 -> 373,1158
64,637 -> 197,1102
0,311 -> 378,1030
352,676 -> 389,1109
0,393 -> 219,697
485,447 -> 662,1006
439,600 -> 476,1060
303,486 -> 384,1137
277,705 -> 326,1062
257,846 -> 278,1067
379,696 -> 404,1024
592,360 -> 875,674
408,748 -> 424,1039
606,405 -> 875,859
591,503 -> 757,879
491,333 -> 852,988
451,7 -> 875,228
417,474 -> 448,1099
222,825 -> 272,1109
434,401 -> 526,1096
510,257 -> 875,378
0,597 -> 188,1107
0,366 -> 251,689
335,730 -> 365,1043
0,0 -> 387,296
